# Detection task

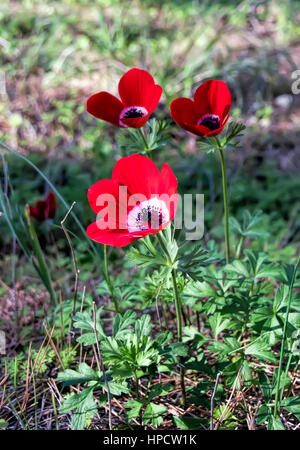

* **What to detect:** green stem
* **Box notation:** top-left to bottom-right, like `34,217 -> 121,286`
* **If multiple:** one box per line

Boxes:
134,370 -> 139,397
171,268 -> 187,408
280,343 -> 293,403
273,257 -> 300,417
25,205 -> 57,306
138,128 -> 151,159
156,232 -> 171,263
103,244 -> 120,313
156,232 -> 187,408
218,148 -> 230,264
171,269 -> 182,342
235,236 -> 244,259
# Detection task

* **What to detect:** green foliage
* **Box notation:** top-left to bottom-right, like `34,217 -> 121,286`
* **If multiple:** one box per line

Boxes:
125,383 -> 172,427
119,119 -> 171,157
2,347 -> 76,382
198,122 -> 246,153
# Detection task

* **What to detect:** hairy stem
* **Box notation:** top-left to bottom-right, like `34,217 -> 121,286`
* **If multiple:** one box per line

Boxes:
103,244 -> 120,313
218,148 -> 230,264
138,128 -> 151,159
171,268 -> 187,408
156,232 -> 186,408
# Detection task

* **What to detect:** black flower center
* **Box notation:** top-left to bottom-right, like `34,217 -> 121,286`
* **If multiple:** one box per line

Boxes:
121,106 -> 147,119
137,205 -> 163,230
127,199 -> 169,233
198,113 -> 220,131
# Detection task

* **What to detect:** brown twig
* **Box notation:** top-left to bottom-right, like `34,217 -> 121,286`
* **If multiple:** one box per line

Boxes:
44,324 -> 65,370
216,366 -> 242,429
79,286 -> 86,365
58,290 -> 64,349
21,341 -> 32,411
210,372 -> 221,430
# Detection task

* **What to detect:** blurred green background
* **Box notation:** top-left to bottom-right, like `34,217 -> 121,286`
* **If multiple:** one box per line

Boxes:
1,0 -> 300,284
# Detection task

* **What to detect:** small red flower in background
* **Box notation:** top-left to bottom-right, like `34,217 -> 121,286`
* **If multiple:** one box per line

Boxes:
29,192 -> 56,222
87,68 -> 162,129
86,154 -> 177,247
170,80 -> 232,137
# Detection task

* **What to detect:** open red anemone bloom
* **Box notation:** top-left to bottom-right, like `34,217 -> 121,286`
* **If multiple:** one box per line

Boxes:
170,80 -> 231,137
86,154 -> 178,247
87,68 -> 162,129
29,192 -> 56,222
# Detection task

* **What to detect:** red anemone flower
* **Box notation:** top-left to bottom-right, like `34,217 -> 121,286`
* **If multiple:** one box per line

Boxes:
29,192 -> 56,222
87,68 -> 162,129
170,80 -> 231,137
86,154 -> 178,247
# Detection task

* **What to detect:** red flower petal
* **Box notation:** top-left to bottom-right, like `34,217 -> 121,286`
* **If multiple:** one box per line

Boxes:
119,114 -> 150,129
87,92 -> 123,126
45,192 -> 56,219
159,163 -> 178,197
170,97 -> 198,128
157,164 -> 178,221
86,221 -> 146,247
171,118 -> 210,137
193,80 -> 213,116
112,154 -> 161,198
87,179 -> 129,229
87,222 -> 132,247
29,202 -> 45,221
118,68 -> 162,112
30,200 -> 45,221
88,179 -> 118,214
194,80 -> 231,121
87,219 -> 171,248
86,155 -> 178,248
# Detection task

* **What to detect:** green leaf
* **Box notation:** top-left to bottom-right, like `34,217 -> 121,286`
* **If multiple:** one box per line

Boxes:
102,379 -> 130,396
76,332 -> 97,346
110,365 -> 134,380
245,340 -> 277,363
165,342 -> 189,357
113,310 -> 136,339
125,399 -> 144,421
148,383 -> 173,401
267,416 -> 285,430
185,357 -> 213,376
154,331 -> 172,346
173,416 -> 204,430
60,387 -> 94,414
143,402 -> 167,427
225,260 -> 249,278
135,314 -> 152,340
230,210 -> 269,240
256,404 -> 272,425
57,363 -> 99,386
255,264 -> 282,280
70,390 -> 98,430
208,313 -> 232,339
281,396 -> 300,420
0,419 -> 8,429
73,310 -> 104,336
191,281 -> 217,298
259,372 -> 272,402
